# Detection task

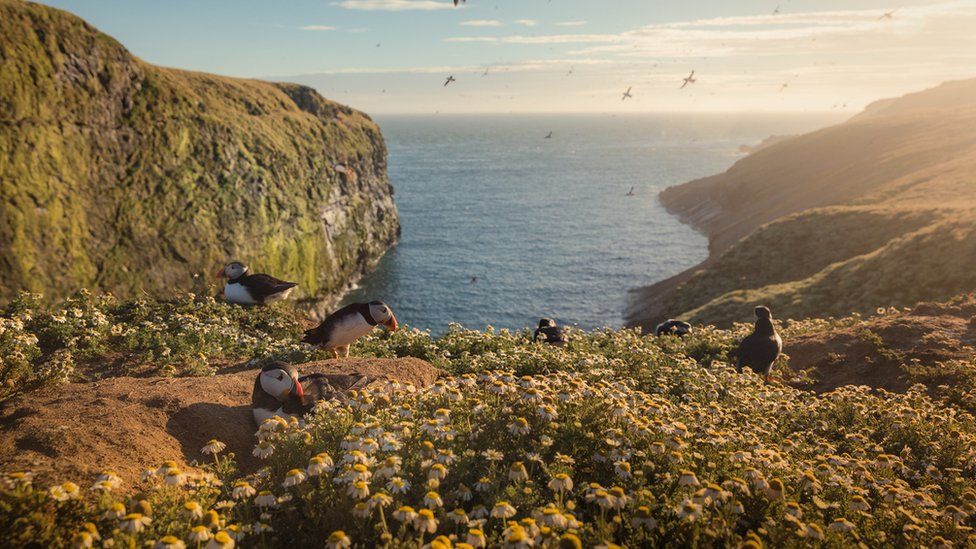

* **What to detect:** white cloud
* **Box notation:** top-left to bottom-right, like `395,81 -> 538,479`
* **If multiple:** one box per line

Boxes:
300,25 -> 336,31
444,36 -> 498,42
514,19 -> 537,27
555,21 -> 587,27
335,0 -> 454,11
460,19 -> 502,27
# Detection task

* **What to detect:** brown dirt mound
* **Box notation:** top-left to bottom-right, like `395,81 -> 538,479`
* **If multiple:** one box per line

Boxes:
786,296 -> 976,393
0,358 -> 440,488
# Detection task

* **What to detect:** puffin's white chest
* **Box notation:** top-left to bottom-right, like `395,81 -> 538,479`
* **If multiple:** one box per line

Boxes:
253,406 -> 293,425
327,314 -> 375,348
224,283 -> 256,305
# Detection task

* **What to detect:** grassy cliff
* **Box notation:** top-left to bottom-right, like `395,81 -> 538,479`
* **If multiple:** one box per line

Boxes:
628,79 -> 976,328
0,0 -> 399,309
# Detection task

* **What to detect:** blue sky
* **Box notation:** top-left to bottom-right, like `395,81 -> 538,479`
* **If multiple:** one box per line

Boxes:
40,0 -> 976,113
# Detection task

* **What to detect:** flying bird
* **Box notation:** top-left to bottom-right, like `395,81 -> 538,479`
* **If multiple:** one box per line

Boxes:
772,5 -> 780,15
621,86 -> 633,100
680,70 -> 696,89
626,186 -> 635,196
545,131 -> 553,139
879,10 -> 896,20
444,75 -> 456,87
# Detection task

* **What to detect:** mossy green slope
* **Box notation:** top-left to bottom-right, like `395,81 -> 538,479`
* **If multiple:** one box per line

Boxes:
628,79 -> 976,328
0,0 -> 399,307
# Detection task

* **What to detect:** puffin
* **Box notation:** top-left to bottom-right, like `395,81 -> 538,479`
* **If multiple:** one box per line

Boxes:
216,262 -> 298,305
533,318 -> 567,346
251,362 -> 370,424
655,319 -> 692,337
735,306 -> 783,382
303,301 -> 398,358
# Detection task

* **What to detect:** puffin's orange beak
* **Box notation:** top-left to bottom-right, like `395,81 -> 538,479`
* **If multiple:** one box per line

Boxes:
292,375 -> 304,402
214,266 -> 225,279
384,314 -> 398,332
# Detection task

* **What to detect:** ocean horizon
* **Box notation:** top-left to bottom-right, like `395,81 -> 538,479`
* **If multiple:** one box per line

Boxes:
341,112 -> 845,334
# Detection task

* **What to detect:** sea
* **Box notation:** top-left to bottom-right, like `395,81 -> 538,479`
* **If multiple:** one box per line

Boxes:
341,113 -> 844,335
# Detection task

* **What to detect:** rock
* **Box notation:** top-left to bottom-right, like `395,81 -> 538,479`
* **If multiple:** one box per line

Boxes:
0,0 -> 399,308
0,358 -> 441,488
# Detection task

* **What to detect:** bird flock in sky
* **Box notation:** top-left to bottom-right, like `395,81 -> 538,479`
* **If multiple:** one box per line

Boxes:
435,2 -> 900,111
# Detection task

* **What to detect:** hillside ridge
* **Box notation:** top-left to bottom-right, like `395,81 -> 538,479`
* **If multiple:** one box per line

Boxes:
627,78 -> 976,329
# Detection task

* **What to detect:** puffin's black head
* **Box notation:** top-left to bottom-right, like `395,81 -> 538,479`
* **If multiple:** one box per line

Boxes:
538,318 -> 557,329
367,301 -> 398,331
754,306 -> 772,320
216,261 -> 248,280
258,362 -> 303,401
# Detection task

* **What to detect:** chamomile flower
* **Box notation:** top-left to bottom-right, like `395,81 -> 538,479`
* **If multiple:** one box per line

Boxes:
119,513 -> 152,534
252,441 -> 274,459
508,462 -> 529,482
424,491 -> 444,508
282,469 -> 306,488
231,481 -> 256,500
154,536 -> 186,549
326,531 -> 351,549
50,481 -> 80,501
492,501 -> 517,519
183,501 -> 204,520
548,473 -> 573,493
466,528 -> 487,548
201,439 -> 227,455
205,530 -> 235,549
413,508 -> 438,533
254,491 -> 277,508
163,467 -> 186,486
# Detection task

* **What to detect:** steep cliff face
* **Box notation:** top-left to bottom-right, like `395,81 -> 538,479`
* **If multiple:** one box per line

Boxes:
0,0 -> 399,311
627,79 -> 976,329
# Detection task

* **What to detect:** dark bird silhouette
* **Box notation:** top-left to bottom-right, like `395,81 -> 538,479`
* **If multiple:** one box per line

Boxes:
533,318 -> 567,346
545,131 -> 553,139
655,319 -> 692,337
879,10 -> 896,20
626,186 -> 635,196
735,306 -> 783,382
680,70 -> 696,89
621,86 -> 633,100
470,276 -> 478,284
772,5 -> 780,15
444,75 -> 456,87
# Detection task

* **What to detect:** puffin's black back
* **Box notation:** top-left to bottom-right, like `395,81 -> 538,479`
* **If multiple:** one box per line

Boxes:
735,307 -> 783,376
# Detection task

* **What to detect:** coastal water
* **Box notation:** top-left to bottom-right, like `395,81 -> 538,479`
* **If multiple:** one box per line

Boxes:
342,113 -> 843,334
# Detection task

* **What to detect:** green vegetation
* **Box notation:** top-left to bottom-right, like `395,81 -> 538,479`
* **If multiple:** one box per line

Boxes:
0,0 -> 399,307
4,294 -> 976,546
667,207 -> 976,326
